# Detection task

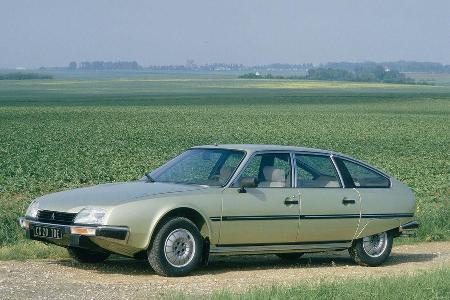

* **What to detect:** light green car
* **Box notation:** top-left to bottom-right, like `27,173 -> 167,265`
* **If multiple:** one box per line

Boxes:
19,144 -> 418,276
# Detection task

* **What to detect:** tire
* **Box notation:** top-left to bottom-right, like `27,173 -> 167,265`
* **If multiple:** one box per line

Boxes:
349,231 -> 393,267
148,217 -> 203,277
276,253 -> 304,260
67,247 -> 110,263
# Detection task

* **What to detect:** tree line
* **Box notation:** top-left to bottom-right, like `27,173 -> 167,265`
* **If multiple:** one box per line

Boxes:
0,73 -> 53,80
324,61 -> 450,73
68,61 -> 142,70
56,60 -> 450,73
306,66 -> 416,84
239,63 -> 423,84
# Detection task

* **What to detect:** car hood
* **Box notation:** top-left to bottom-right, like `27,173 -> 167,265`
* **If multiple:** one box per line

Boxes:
35,181 -> 208,213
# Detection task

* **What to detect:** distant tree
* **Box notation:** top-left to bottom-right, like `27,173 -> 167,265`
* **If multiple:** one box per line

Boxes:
238,73 -> 260,79
79,62 -> 91,70
77,61 -> 142,70
68,61 -> 77,70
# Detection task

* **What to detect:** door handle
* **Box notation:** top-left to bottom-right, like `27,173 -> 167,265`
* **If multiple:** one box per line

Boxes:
284,196 -> 299,205
342,198 -> 356,205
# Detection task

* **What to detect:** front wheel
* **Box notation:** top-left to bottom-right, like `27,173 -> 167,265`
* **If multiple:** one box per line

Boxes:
148,217 -> 203,277
349,231 -> 393,266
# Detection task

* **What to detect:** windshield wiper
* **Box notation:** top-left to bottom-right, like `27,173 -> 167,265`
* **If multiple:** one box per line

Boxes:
144,172 -> 155,182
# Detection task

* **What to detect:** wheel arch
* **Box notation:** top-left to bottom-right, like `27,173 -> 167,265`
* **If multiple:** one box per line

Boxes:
354,218 -> 408,240
145,206 -> 211,250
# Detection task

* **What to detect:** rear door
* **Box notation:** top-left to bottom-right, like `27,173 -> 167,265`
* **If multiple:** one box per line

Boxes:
295,153 -> 361,242
333,157 -> 402,238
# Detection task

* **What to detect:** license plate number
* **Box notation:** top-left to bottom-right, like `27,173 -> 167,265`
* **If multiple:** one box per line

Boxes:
32,225 -> 63,239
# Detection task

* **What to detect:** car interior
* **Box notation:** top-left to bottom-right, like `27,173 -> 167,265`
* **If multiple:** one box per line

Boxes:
296,157 -> 341,188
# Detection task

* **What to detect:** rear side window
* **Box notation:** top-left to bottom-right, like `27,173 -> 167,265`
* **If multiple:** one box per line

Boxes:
295,154 -> 341,188
337,158 -> 390,188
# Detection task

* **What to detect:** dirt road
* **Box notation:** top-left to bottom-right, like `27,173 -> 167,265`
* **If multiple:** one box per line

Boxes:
0,242 -> 449,299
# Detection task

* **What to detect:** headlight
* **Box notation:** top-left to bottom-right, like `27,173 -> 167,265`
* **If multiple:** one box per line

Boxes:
74,208 -> 106,225
25,201 -> 39,218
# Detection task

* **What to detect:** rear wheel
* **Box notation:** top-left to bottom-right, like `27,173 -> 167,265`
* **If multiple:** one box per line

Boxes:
67,248 -> 110,263
349,231 -> 393,266
148,217 -> 203,277
276,253 -> 304,260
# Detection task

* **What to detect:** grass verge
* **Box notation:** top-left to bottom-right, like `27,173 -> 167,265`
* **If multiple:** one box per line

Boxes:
0,240 -> 68,260
185,267 -> 450,300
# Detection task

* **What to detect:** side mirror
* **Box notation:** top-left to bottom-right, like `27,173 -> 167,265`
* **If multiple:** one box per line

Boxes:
141,171 -> 154,182
238,177 -> 258,193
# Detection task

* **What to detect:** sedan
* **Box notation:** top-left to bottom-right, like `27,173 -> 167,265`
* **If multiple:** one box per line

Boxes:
19,144 -> 418,276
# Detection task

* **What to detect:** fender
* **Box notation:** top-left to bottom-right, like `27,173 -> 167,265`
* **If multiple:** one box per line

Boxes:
144,204 -> 214,249
354,218 -> 403,239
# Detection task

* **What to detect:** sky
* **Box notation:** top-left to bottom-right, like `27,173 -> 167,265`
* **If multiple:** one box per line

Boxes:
1,0 -> 449,68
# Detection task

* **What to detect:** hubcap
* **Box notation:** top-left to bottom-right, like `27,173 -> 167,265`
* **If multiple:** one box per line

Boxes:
362,232 -> 388,258
164,229 -> 196,267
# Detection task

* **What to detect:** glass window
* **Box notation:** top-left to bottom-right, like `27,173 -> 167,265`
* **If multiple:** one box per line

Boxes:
338,159 -> 390,188
217,151 -> 245,186
152,149 -> 245,186
234,153 -> 292,188
295,154 -> 341,188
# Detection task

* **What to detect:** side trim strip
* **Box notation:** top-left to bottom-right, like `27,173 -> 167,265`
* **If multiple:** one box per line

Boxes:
217,240 -> 351,247
361,213 -> 413,219
221,215 -> 299,221
302,214 -> 360,219
210,213 -> 413,222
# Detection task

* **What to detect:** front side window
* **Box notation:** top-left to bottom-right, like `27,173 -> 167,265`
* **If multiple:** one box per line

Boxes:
234,153 -> 292,188
152,149 -> 245,186
337,158 -> 390,188
295,154 -> 341,188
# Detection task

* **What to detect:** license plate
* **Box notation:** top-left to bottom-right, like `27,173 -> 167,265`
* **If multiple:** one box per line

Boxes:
32,225 -> 63,239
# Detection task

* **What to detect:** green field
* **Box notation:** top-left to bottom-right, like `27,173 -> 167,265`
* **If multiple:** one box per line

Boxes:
0,75 -> 449,252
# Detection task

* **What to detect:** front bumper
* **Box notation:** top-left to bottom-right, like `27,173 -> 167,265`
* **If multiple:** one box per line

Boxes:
19,217 -> 129,250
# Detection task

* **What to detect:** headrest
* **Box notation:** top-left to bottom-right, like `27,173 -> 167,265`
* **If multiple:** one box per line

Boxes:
263,166 -> 285,182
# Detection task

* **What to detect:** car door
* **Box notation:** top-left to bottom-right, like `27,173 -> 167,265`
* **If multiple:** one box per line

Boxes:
219,152 -> 300,245
333,157 -> 400,238
295,153 -> 361,242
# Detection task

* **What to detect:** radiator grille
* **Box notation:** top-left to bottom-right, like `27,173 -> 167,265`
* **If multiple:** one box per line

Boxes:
37,210 -> 77,225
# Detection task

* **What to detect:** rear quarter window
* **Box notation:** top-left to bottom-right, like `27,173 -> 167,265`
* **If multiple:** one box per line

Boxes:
337,158 -> 390,188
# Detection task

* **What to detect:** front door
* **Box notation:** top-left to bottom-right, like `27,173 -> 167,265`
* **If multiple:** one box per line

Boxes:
295,154 -> 361,242
219,152 -> 300,245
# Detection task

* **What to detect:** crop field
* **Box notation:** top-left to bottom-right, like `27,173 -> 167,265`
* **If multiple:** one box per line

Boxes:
0,74 -> 449,253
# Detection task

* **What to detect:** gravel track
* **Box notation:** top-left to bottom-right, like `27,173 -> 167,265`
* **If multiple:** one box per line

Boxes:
0,242 -> 449,299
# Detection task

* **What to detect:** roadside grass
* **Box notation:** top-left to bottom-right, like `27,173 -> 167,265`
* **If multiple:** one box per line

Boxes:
0,240 -> 68,260
179,267 -> 450,300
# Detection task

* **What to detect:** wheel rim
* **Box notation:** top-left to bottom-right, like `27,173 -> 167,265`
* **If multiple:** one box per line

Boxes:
164,228 -> 196,268
362,232 -> 388,258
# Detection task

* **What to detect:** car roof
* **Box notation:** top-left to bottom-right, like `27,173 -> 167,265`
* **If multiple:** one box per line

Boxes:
192,144 -> 390,177
192,144 -> 338,155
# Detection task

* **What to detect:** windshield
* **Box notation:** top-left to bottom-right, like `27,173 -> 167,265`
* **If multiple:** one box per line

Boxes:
149,149 -> 245,186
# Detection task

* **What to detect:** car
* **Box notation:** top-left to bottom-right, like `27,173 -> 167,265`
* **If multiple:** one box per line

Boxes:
19,144 -> 419,276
